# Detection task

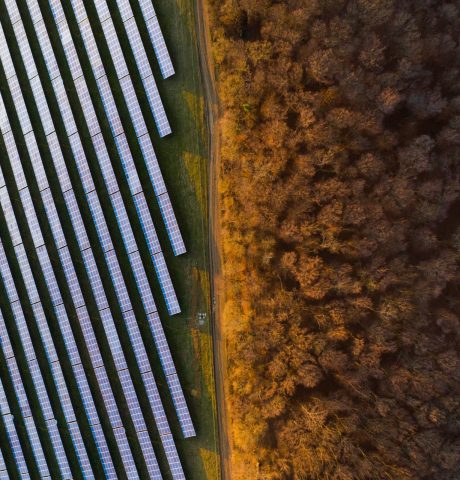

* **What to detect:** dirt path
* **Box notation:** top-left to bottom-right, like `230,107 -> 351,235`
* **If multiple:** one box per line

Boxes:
194,1 -> 231,479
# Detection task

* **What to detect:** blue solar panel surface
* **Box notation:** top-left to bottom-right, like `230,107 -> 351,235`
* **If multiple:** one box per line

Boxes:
0,0 -> 197,476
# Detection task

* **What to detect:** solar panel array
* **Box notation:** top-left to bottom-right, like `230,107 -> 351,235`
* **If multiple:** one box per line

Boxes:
0,0 -> 197,478
137,0 -> 175,79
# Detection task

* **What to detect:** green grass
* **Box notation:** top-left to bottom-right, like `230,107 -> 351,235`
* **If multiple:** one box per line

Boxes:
139,1 -> 220,479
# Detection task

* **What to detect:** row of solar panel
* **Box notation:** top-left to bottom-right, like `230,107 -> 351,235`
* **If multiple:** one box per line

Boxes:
53,0 -> 186,264
0,147 -> 125,478
25,3 -> 193,443
0,97 -> 177,478
62,0 -> 186,256
1,0 -> 182,335
8,0 -> 184,259
0,0 -> 194,477
0,237 -> 73,478
0,149 -> 141,477
0,133 -> 155,478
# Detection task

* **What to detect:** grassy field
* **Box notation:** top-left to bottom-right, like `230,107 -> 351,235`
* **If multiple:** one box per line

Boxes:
138,1 -> 220,479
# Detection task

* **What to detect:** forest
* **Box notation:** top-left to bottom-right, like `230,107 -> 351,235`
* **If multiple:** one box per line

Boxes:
207,0 -> 460,479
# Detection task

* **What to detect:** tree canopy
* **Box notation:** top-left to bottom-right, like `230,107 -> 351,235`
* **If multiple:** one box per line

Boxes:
209,0 -> 460,478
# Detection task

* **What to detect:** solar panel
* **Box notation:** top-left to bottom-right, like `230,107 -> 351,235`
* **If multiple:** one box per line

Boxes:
35,245 -> 62,306
93,367 -> 123,428
3,0 -> 21,24
89,423 -> 117,479
144,12 -> 175,79
68,134 -> 95,193
80,248 -> 109,311
34,21 -> 59,79
26,0 -> 43,25
116,0 -> 134,22
94,0 -> 110,22
0,94 -> 12,134
63,189 -> 91,250
137,0 -> 156,23
0,26 -> 15,81
10,21 -> 37,80
146,312 -> 176,376
157,192 -> 187,256
49,362 -> 76,422
152,253 -> 180,314
48,132 -> 73,193
0,188 -> 22,247
86,191 -> 114,252
10,302 -> 35,362
14,244 -> 41,305
142,74 -> 171,136
53,77 -> 78,136
114,134 -> 142,195
137,134 -> 167,196
5,357 -> 31,418
99,309 -> 127,370
46,419 -> 72,478
41,0 -> 183,315
165,373 -> 196,438
0,241 -> 19,300
3,131 -> 27,191
30,76 -> 54,135
58,246 -> 86,309
0,311 -> 14,360
67,421 -> 94,479
56,20 -> 83,80
40,188 -> 66,248
128,250 -> 157,314
101,19 -> 129,79
119,76 -> 148,137
75,305 -> 105,368
117,368 -> 146,431
136,429 -> 162,479
24,132 -> 49,192
74,75 -> 101,136
6,76 -> 32,135
96,75 -> 123,136
18,188 -> 45,248
123,17 -> 150,79
79,20 -> 104,79
0,0 -> 191,475
103,3 -> 172,135
28,359 -> 54,421
54,304 -> 81,367
141,371 -> 170,437
0,442 -> 7,471
104,248 -> 132,312
23,416 -> 50,477
72,364 -> 99,425
0,379 -> 10,415
161,434 -> 186,480
132,193 -> 161,254
111,427 -> 138,478
92,133 -> 118,194
30,303 -> 59,364
111,192 -> 137,254
47,0 -> 66,24
3,414 -> 29,475
68,0 -> 87,24
121,309 -> 150,373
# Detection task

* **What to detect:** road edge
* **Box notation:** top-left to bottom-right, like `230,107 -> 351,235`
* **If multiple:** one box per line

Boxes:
193,1 -> 231,480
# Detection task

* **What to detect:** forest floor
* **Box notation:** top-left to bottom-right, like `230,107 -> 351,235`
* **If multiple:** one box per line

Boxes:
194,1 -> 231,479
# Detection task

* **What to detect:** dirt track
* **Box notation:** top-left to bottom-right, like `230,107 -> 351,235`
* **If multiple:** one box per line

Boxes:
194,1 -> 231,479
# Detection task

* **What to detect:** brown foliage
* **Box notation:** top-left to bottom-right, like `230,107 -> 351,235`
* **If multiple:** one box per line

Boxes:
209,0 -> 460,478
